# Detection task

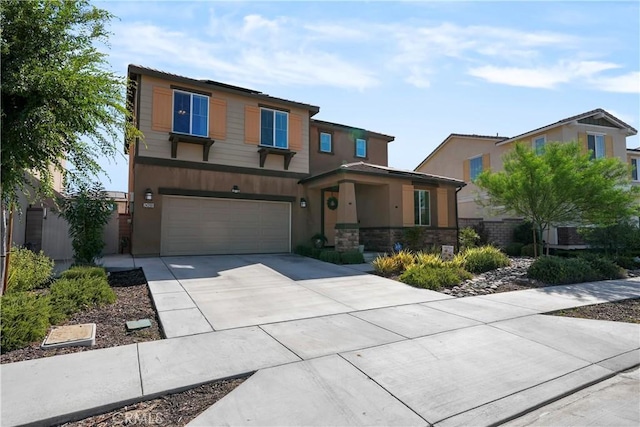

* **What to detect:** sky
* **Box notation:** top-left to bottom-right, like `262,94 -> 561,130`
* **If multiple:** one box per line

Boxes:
93,0 -> 640,191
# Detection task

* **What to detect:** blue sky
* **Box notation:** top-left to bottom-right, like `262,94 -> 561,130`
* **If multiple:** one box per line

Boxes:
94,1 -> 639,191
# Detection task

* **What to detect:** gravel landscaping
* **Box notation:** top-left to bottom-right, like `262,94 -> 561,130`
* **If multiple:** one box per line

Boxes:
548,299 -> 640,324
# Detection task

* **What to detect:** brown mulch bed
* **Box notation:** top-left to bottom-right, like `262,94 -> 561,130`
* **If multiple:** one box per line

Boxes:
547,298 -> 640,323
60,378 -> 246,427
0,268 -> 162,364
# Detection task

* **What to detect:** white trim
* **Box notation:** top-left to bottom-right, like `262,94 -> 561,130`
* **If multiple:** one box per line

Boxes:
259,107 -> 289,149
587,132 -> 606,159
171,89 -> 210,137
532,134 -> 546,154
355,138 -> 367,158
413,189 -> 431,226
631,157 -> 639,182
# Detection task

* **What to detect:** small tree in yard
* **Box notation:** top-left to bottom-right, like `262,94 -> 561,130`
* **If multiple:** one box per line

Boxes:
58,182 -> 115,265
475,142 -> 639,257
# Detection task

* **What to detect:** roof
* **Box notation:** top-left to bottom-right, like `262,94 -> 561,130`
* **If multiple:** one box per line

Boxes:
128,65 -> 320,115
628,147 -> 640,152
414,133 -> 508,171
300,162 -> 465,187
497,108 -> 638,146
311,119 -> 395,142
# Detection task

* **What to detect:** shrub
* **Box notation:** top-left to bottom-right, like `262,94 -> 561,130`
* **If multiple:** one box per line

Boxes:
310,248 -> 322,259
341,251 -> 364,264
504,242 -> 524,257
49,276 -> 116,324
391,249 -> 416,272
578,254 -> 626,280
513,221 -> 539,245
6,246 -> 54,293
400,265 -> 471,290
415,252 -> 445,268
579,220 -> 640,255
372,255 -> 397,276
60,266 -> 107,280
613,255 -> 640,270
402,227 -> 425,251
520,243 -> 543,257
58,182 -> 116,265
294,245 -> 313,257
527,256 -> 599,284
459,227 -> 480,250
462,246 -> 510,273
319,250 -> 342,265
1,292 -> 51,353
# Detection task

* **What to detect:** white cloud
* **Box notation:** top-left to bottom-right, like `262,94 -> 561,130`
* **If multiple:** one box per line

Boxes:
468,61 -> 620,89
109,19 -> 379,91
589,72 -> 640,94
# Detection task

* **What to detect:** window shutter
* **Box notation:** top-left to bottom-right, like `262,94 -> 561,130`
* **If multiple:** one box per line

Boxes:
482,153 -> 490,172
244,105 -> 260,145
209,98 -> 227,140
463,159 -> 470,182
578,132 -> 588,155
402,185 -> 414,226
152,87 -> 173,132
289,113 -> 303,151
604,135 -> 614,157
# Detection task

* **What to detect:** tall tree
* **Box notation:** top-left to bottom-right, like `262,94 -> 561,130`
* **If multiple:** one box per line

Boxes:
0,0 -> 139,288
475,142 -> 639,256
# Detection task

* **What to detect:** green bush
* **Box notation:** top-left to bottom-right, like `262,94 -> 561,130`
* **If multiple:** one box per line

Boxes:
415,252 -> 445,268
459,227 -> 480,250
319,250 -> 342,265
49,276 -> 116,324
513,221 -> 539,245
400,265 -> 471,290
372,255 -> 397,276
310,248 -> 322,259
504,242 -> 524,256
340,251 -> 364,264
521,243 -> 543,257
1,292 -> 51,353
60,266 -> 107,280
6,246 -> 54,293
527,256 -> 600,284
613,255 -> 640,270
462,246 -> 510,273
294,245 -> 313,257
578,254 -> 626,280
402,227 -> 425,251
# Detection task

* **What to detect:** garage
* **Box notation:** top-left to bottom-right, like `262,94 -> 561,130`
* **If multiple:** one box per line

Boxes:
160,196 -> 291,256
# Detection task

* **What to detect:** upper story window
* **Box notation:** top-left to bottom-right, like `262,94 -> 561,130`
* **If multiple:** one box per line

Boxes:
355,138 -> 367,158
470,156 -> 483,181
533,136 -> 546,155
173,90 -> 208,137
632,158 -> 638,181
414,190 -> 430,226
320,132 -> 332,153
587,133 -> 605,160
261,108 -> 288,148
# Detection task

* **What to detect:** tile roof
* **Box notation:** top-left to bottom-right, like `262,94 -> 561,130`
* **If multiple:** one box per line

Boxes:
300,162 -> 465,187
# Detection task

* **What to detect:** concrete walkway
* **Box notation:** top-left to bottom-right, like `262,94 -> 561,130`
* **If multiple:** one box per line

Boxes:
1,255 -> 638,426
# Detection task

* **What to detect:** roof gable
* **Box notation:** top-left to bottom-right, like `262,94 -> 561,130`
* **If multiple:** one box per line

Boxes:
414,133 -> 507,171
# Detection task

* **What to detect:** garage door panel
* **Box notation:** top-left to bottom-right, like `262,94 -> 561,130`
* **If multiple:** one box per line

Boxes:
161,196 -> 290,256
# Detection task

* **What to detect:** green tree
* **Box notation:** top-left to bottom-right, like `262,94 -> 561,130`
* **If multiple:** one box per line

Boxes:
58,182 -> 115,265
475,142 -> 639,256
1,0 -> 140,287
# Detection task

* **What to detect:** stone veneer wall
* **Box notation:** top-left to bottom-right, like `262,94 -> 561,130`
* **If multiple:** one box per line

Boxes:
359,227 -> 458,252
335,228 -> 360,252
459,218 -> 522,247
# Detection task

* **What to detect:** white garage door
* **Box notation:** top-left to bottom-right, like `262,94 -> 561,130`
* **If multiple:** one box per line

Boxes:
161,196 -> 291,256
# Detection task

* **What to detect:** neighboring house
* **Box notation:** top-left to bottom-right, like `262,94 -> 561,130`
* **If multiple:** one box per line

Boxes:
415,109 -> 638,247
126,65 -> 464,256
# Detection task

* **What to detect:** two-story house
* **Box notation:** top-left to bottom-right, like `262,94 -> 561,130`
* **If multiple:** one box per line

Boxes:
415,109 -> 638,247
126,65 -> 465,256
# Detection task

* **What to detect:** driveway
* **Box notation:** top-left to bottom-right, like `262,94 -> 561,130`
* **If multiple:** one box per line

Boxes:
138,253 -> 453,335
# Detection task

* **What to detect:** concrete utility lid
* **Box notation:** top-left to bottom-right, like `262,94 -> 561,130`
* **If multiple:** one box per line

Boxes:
41,324 -> 96,349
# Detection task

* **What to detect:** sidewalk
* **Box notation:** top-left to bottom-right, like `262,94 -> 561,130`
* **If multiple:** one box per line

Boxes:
1,278 -> 638,426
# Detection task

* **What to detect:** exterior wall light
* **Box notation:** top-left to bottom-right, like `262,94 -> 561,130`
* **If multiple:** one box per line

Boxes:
144,188 -> 153,201
231,185 -> 240,194
300,198 -> 307,208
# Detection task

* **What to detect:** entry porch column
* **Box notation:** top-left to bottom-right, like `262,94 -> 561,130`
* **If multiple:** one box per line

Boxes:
335,180 -> 359,252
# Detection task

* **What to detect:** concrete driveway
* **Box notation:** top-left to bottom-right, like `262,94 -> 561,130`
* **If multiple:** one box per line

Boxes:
138,254 -> 453,336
